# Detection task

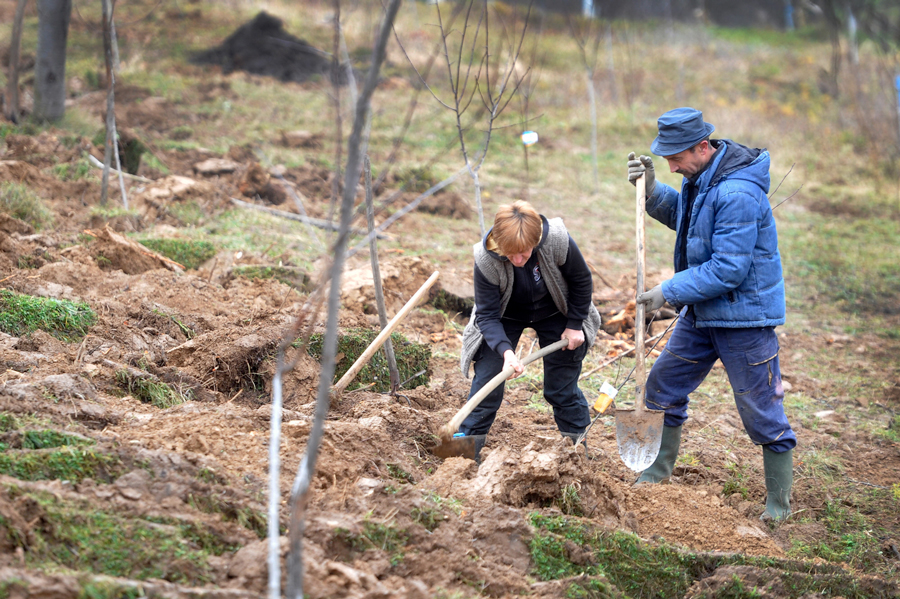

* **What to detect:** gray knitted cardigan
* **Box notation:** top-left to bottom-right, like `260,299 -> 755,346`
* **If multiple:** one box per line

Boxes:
459,217 -> 602,378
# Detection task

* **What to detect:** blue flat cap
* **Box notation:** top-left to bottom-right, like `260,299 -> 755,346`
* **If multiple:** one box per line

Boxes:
650,107 -> 715,156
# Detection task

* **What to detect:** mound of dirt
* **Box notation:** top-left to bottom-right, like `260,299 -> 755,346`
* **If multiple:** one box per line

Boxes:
190,12 -> 349,85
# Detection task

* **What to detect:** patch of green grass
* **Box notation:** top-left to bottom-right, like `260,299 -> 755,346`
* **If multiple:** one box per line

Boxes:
196,467 -> 227,485
199,208 -> 319,272
22,430 -> 93,450
386,463 -> 415,483
141,152 -> 170,175
0,413 -> 19,433
50,157 -> 93,181
0,182 -> 54,230
788,500 -> 883,572
797,449 -> 844,483
564,577 -> 621,599
337,517 -> 408,567
528,514 -> 891,598
781,214 -> 900,318
722,461 -> 751,500
167,200 -> 204,226
430,288 -> 474,316
874,414 -> 900,443
89,205 -> 141,221
136,238 -> 216,270
0,447 -> 121,482
19,490 -> 217,584
524,393 -> 553,414
186,493 -> 267,539
307,329 -> 431,393
555,483 -> 585,516
0,290 -> 96,342
17,251 -> 51,269
231,265 -> 311,290
77,580 -> 144,599
410,491 -> 462,532
115,370 -> 189,409
170,125 -> 194,141
393,165 -> 444,193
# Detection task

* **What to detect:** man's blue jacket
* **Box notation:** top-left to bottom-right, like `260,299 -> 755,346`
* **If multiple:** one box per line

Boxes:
647,139 -> 786,328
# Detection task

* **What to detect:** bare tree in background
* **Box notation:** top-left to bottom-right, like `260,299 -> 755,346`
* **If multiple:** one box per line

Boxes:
364,155 -> 401,394
4,0 -> 28,123
100,0 -> 128,208
34,0 -> 71,122
569,13 -> 604,194
328,0 -> 344,225
398,0 -> 535,236
509,11 -> 543,200
264,2 -> 403,598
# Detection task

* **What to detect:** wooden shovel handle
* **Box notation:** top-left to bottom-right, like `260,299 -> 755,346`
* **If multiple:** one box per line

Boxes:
634,174 -> 647,414
333,271 -> 440,396
442,338 -> 570,437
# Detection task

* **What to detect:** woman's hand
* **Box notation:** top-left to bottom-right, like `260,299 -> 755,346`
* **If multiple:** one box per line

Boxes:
561,328 -> 585,350
502,350 -> 524,379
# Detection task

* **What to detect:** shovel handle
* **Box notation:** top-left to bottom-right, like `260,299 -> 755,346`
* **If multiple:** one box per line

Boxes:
442,338 -> 569,437
634,174 -> 647,414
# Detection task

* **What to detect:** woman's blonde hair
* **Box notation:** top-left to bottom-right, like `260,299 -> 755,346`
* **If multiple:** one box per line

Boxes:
491,200 -> 541,256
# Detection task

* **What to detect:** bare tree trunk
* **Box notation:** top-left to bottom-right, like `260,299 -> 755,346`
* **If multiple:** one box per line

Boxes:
34,0 -> 71,122
283,2 -> 403,598
328,0 -> 343,225
101,0 -> 127,208
605,23 -> 617,104
5,0 -> 28,123
364,156 -> 400,393
586,68 -> 598,193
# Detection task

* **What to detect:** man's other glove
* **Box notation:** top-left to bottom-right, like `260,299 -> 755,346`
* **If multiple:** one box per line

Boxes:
627,152 -> 657,198
637,284 -> 666,311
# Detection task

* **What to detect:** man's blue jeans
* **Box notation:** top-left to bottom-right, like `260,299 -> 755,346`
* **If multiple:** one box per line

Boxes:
645,308 -> 796,453
459,312 -> 591,436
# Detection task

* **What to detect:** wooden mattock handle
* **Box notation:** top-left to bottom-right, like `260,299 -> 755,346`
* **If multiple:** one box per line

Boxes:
332,271 -> 440,396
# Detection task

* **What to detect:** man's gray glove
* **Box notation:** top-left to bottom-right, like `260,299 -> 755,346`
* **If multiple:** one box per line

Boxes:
627,152 -> 657,198
637,284 -> 666,311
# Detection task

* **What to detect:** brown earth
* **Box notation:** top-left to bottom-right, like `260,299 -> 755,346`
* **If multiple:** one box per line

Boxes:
2,119 -> 898,596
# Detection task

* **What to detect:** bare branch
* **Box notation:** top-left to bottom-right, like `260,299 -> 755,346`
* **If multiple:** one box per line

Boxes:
283,2 -> 403,598
768,163 -> 795,200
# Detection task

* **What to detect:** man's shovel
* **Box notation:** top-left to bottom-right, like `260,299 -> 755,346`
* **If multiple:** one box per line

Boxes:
615,173 -> 665,472
432,339 -> 569,459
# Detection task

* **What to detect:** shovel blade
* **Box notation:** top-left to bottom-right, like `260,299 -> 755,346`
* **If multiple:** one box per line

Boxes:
615,408 -> 665,472
431,435 -> 477,460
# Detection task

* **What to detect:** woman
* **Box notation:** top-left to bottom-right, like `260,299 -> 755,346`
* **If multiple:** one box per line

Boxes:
458,200 -> 602,459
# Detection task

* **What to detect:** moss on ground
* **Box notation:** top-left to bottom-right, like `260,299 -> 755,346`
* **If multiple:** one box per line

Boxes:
0,290 -> 96,341
137,238 -> 216,270
528,514 -> 898,599
307,328 -> 431,392
231,264 -> 312,290
114,369 -> 189,409
0,447 -> 122,483
0,182 -> 54,230
4,487 -> 223,585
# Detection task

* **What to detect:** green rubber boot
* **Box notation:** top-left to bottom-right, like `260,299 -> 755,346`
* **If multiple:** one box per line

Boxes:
635,425 -> 682,484
761,446 -> 793,522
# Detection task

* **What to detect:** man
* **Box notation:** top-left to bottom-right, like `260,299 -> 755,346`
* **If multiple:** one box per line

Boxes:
458,200 -> 602,460
626,107 -> 795,522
